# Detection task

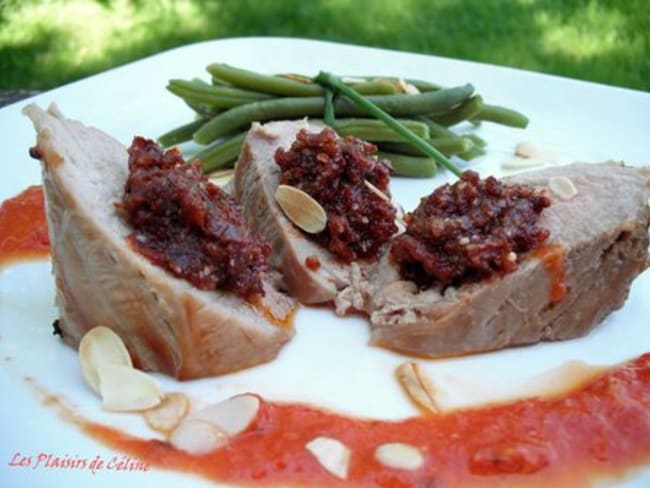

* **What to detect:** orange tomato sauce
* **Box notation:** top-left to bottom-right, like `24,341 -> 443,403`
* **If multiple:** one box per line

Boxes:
83,353 -> 650,487
0,185 -> 49,267
535,244 -> 567,303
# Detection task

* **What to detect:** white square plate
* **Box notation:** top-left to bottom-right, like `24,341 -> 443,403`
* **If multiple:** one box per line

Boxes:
1,37 -> 649,487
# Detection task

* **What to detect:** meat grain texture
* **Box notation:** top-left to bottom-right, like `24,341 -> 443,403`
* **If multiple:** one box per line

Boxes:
234,119 -> 649,357
24,104 -> 295,379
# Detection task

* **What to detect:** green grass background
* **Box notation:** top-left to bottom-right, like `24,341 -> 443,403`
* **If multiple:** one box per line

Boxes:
1,0 -> 648,91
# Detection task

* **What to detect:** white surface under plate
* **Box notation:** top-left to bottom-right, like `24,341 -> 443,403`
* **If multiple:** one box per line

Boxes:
1,37 -> 649,488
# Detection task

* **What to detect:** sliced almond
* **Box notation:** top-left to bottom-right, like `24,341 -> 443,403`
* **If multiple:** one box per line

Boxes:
275,184 -> 327,234
514,141 -> 571,166
500,156 -> 547,170
364,179 -> 407,230
395,362 -> 439,414
144,392 -> 189,433
79,326 -> 132,394
515,141 -> 543,159
169,418 -> 229,455
208,169 -> 235,187
548,176 -> 578,200
364,179 -> 390,202
305,436 -> 351,480
96,364 -> 162,412
375,442 -> 424,470
397,78 -> 420,95
191,394 -> 260,436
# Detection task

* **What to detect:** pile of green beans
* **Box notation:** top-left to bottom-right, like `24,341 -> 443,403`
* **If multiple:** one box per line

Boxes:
159,63 -> 529,177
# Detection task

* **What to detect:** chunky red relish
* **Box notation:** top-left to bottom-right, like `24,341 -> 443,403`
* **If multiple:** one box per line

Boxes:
119,137 -> 271,298
391,170 -> 551,287
275,128 -> 397,262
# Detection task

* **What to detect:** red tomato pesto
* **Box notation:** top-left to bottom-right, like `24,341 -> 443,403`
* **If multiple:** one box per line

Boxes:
0,185 -> 49,267
83,353 -> 650,488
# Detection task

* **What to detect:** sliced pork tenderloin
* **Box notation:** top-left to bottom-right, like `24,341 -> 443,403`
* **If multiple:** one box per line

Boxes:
233,120 -> 379,304
24,104 -> 295,380
359,162 -> 650,357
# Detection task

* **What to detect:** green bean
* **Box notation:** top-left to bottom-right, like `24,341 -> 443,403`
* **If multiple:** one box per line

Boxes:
348,81 -> 399,95
326,118 -> 428,142
182,79 -> 271,99
406,78 -> 443,92
182,81 -> 224,116
315,71 -> 463,177
167,80 -> 272,108
377,151 -> 437,178
184,99 -> 222,117
194,84 -> 474,144
380,136 -> 473,156
282,74 -> 402,95
190,132 -> 247,173
430,95 -> 483,126
472,104 -> 529,128
208,63 -> 324,97
208,65 -> 403,97
464,133 -> 487,148
210,76 -> 232,87
457,145 -> 487,161
158,118 -> 207,147
415,117 -> 458,138
356,76 -> 442,92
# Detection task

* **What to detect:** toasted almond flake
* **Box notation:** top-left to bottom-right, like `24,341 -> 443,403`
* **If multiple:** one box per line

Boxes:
169,418 -> 229,455
548,175 -> 578,200
208,169 -> 234,187
191,394 -> 260,436
396,362 -> 439,414
305,436 -> 351,479
144,392 -> 189,433
500,156 -> 547,170
375,442 -> 424,470
96,364 -> 161,412
398,78 -> 420,95
275,184 -> 327,234
514,141 -> 571,166
364,179 -> 407,230
515,141 -> 542,159
79,326 -> 132,394
364,179 -> 390,201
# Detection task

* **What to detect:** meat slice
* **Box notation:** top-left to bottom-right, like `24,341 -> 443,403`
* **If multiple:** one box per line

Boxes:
349,162 -> 650,357
24,104 -> 295,380
234,120 -> 372,304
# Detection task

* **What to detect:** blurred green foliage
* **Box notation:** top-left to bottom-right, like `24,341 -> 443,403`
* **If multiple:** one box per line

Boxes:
1,0 -> 648,91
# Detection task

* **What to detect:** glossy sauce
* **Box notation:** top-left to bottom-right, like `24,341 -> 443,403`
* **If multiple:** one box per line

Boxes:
0,185 -> 49,267
83,353 -> 650,488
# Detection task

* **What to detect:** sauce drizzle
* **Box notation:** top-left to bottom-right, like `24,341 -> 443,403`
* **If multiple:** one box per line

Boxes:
0,185 -> 49,267
82,353 -> 650,488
